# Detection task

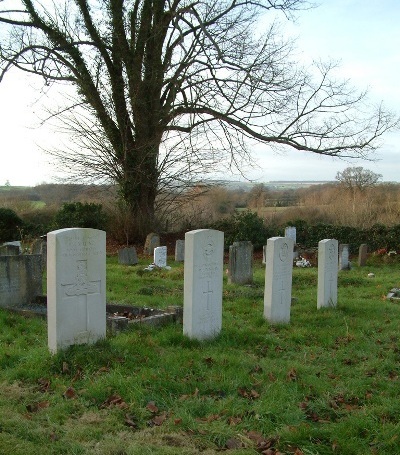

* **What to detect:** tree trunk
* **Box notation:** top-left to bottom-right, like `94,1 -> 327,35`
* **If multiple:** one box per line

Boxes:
118,143 -> 160,241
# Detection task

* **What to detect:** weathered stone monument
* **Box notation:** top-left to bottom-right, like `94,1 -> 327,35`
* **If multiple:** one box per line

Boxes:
339,244 -> 350,270
228,241 -> 253,285
154,246 -> 167,267
183,229 -> 224,340
264,237 -> 294,323
175,239 -> 185,262
31,237 -> 47,270
118,246 -> 138,265
0,255 -> 43,308
358,244 -> 368,267
0,244 -> 20,256
317,239 -> 338,308
47,228 -> 106,354
143,233 -> 160,255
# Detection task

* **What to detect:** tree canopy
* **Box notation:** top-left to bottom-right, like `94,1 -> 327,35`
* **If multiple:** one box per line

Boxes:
0,0 -> 398,237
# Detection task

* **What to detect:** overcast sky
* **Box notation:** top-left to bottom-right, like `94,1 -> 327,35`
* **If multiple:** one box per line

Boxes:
0,0 -> 399,186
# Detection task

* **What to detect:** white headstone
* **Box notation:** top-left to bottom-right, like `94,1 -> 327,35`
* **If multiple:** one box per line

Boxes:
47,228 -> 106,354
175,240 -> 185,262
317,239 -> 338,309
183,229 -> 224,340
262,245 -> 267,264
154,246 -> 167,267
284,226 -> 297,244
264,236 -> 294,324
339,244 -> 350,270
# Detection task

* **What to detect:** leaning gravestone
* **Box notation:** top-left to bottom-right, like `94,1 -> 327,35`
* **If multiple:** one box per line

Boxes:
0,255 -> 43,308
264,237 -> 294,324
118,246 -> 138,265
317,239 -> 338,308
339,244 -> 350,270
154,246 -> 167,267
175,239 -> 185,262
47,228 -> 106,354
183,229 -> 224,340
228,241 -> 253,285
143,233 -> 160,255
358,244 -> 368,267
0,244 -> 20,256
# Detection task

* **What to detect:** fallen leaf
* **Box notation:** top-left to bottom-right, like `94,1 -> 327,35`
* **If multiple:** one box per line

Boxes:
152,412 -> 167,426
62,362 -> 69,374
37,378 -> 50,393
228,416 -> 242,426
174,418 -> 182,425
146,401 -> 159,413
63,387 -> 77,399
124,414 -> 138,429
101,394 -> 128,409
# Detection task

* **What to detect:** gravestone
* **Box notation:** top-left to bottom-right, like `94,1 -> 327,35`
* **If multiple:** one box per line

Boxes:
358,244 -> 368,267
228,241 -> 253,285
183,229 -> 224,340
31,237 -> 47,270
143,233 -> 160,255
118,246 -> 138,265
262,245 -> 267,265
339,244 -> 350,270
47,228 -> 106,354
264,237 -> 294,324
154,246 -> 167,267
0,244 -> 20,256
317,239 -> 338,308
284,226 -> 297,244
175,240 -> 185,262
0,255 -> 43,308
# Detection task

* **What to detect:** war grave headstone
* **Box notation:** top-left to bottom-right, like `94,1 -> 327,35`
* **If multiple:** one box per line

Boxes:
264,236 -> 294,324
118,246 -> 138,265
154,246 -> 167,267
358,244 -> 368,267
262,245 -> 267,265
47,228 -> 106,354
0,255 -> 43,308
175,239 -> 185,262
143,233 -> 160,255
228,241 -> 253,285
339,244 -> 350,270
0,244 -> 20,256
183,229 -> 224,340
31,237 -> 47,270
317,239 -> 338,309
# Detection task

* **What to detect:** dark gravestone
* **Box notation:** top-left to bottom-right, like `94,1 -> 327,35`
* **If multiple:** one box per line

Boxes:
228,241 -> 253,285
143,233 -> 160,256
175,240 -> 185,262
118,247 -> 138,265
358,244 -> 368,266
0,255 -> 43,308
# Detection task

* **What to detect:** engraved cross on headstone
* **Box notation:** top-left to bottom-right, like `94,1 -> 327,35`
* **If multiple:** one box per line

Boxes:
203,281 -> 213,310
61,260 -> 101,332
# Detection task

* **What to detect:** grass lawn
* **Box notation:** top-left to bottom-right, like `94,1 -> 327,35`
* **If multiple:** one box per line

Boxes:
1,254 -> 400,454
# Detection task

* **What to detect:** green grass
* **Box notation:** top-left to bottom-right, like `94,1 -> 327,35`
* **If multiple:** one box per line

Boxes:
1,257 -> 400,454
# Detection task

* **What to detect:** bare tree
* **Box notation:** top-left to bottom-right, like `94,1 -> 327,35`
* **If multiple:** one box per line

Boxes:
336,166 -> 383,215
0,0 -> 398,238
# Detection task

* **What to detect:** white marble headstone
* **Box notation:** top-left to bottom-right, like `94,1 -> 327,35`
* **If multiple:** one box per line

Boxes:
317,239 -> 338,308
154,246 -> 167,267
175,240 -> 185,262
264,236 -> 294,324
183,229 -> 224,340
284,226 -> 297,244
339,244 -> 350,270
47,228 -> 106,354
